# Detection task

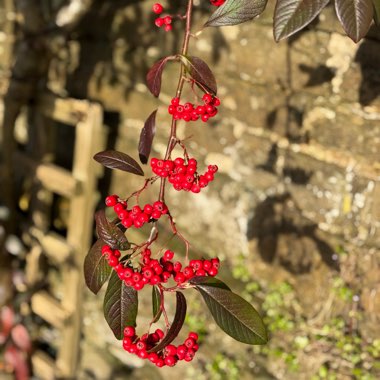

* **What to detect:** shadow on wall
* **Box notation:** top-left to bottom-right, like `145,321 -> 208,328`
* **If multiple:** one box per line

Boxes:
247,193 -> 339,274
355,25 -> 380,106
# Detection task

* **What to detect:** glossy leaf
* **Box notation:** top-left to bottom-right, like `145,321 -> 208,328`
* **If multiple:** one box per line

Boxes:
103,271 -> 138,340
148,292 -> 187,353
138,109 -> 157,164
146,56 -> 176,97
373,0 -> 380,24
189,276 -> 231,290
84,239 -> 112,294
195,284 -> 267,345
95,210 -> 130,251
274,0 -> 329,41
151,286 -> 162,323
188,57 -> 217,95
205,0 -> 267,27
335,0 -> 374,42
94,150 -> 144,176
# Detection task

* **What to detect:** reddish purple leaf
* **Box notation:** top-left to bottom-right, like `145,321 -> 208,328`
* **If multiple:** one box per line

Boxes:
11,324 -> 31,352
187,56 -> 217,95
138,109 -> 157,164
95,210 -> 130,251
146,56 -> 176,97
84,239 -> 112,295
94,150 -> 144,176
148,292 -> 187,353
335,0 -> 374,42
4,345 -> 29,380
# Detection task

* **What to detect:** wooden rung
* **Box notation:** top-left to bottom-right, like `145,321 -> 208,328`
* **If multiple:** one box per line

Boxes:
36,93 -> 90,125
31,291 -> 71,329
30,228 -> 73,264
14,152 -> 81,198
32,350 -> 56,380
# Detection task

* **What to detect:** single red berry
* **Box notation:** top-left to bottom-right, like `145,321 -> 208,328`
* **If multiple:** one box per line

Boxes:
108,256 -> 118,267
150,275 -> 161,285
207,267 -> 218,276
124,326 -> 136,337
132,272 -> 142,283
122,217 -> 133,228
151,209 -> 162,219
184,338 -> 195,348
174,157 -> 184,166
163,15 -> 172,25
177,344 -> 187,357
208,164 -> 218,173
164,355 -> 177,367
165,344 -> 177,356
114,203 -> 124,213
171,97 -> 180,106
134,281 -> 144,290
155,328 -> 164,339
190,259 -> 203,271
193,343 -> 199,352
211,257 -> 220,268
118,209 -> 129,220
196,105 -> 206,115
101,245 -> 111,255
122,337 -> 133,348
201,114 -> 210,122
196,269 -> 207,276
127,344 -> 137,354
143,268 -> 154,279
143,204 -> 153,214
191,184 -> 201,193
152,3 -> 164,14
202,93 -> 213,104
155,17 -> 164,27
213,96 -> 221,106
156,358 -> 165,367
203,260 -> 212,271
188,332 -> 199,341
136,341 -> 147,351
174,272 -> 186,283
105,195 -> 118,207
164,250 -> 174,261
173,262 -> 182,272
183,266 -> 194,278
148,353 -> 159,363
184,350 -> 195,361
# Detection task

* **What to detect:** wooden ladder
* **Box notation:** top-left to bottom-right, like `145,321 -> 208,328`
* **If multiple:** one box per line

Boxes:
17,93 -> 106,379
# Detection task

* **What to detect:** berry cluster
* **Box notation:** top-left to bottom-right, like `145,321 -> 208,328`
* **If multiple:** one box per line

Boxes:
153,3 -> 173,32
102,246 -> 220,291
105,196 -> 168,229
123,326 -> 199,366
168,94 -> 220,123
151,157 -> 218,193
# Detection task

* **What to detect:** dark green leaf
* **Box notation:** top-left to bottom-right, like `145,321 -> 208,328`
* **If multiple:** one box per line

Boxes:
138,110 -> 157,165
148,292 -> 187,353
189,276 -> 231,290
146,56 -> 176,97
274,0 -> 329,41
103,271 -> 138,340
94,150 -> 144,176
195,285 -> 267,344
187,56 -> 217,95
84,239 -> 112,294
151,286 -> 162,323
371,0 -> 380,25
205,0 -> 268,27
95,210 -> 130,250
335,0 -> 374,42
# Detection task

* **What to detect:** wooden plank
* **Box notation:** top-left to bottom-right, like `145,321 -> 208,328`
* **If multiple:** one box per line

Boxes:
14,151 -> 81,198
31,350 -> 56,380
29,227 -> 73,264
36,93 -> 90,125
56,103 -> 105,378
31,291 -> 70,329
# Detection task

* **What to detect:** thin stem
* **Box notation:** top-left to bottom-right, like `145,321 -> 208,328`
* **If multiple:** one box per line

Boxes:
159,0 -> 194,203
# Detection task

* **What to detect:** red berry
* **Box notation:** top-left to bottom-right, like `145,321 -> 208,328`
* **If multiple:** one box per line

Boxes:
165,344 -> 177,356
202,93 -> 213,104
164,355 -> 177,367
171,97 -> 180,106
164,250 -> 174,260
189,332 -> 199,341
156,358 -> 165,367
184,338 -> 195,348
174,272 -> 186,283
148,353 -> 159,363
143,204 -> 153,214
156,329 -> 164,339
155,17 -> 164,27
207,267 -> 218,276
203,260 -> 212,271
196,269 -> 207,276
151,209 -> 162,219
101,245 -> 111,255
191,184 -> 201,193
152,3 -> 164,14
108,256 -> 118,267
105,195 -> 117,207
201,114 -> 210,122
114,203 -> 124,213
163,15 -> 172,25
124,326 -> 136,337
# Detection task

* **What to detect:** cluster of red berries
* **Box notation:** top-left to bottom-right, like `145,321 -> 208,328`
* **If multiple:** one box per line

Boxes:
102,245 -> 220,291
152,3 -> 173,32
105,196 -> 168,229
168,94 -> 220,123
210,0 -> 226,6
123,326 -> 199,366
151,157 -> 218,193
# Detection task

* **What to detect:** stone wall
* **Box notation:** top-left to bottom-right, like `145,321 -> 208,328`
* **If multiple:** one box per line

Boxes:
3,1 -> 380,379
